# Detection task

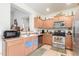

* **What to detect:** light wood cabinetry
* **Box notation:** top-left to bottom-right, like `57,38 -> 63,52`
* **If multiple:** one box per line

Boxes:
6,38 -> 25,56
23,37 -> 33,55
34,16 -> 73,29
32,36 -> 38,51
23,36 -> 38,55
64,16 -> 73,28
65,35 -> 73,50
34,17 -> 53,29
54,16 -> 60,22
5,36 -> 38,56
42,33 -> 52,45
7,43 -> 25,56
34,17 -> 43,28
44,19 -> 53,29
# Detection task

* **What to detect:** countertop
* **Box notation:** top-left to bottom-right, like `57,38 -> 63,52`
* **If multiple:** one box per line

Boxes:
3,34 -> 43,42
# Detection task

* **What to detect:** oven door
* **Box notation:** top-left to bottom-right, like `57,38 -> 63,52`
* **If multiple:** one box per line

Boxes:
52,36 -> 65,49
53,36 -> 65,44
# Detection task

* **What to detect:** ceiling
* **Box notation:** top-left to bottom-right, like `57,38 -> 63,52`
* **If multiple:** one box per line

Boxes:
25,3 -> 79,15
11,4 -> 31,15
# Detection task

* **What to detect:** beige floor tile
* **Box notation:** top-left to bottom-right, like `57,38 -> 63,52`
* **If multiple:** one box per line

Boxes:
41,45 -> 52,50
66,50 -> 73,56
30,45 -> 73,56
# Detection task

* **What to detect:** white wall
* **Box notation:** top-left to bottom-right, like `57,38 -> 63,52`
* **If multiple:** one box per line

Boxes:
0,4 -> 10,56
45,6 -> 79,18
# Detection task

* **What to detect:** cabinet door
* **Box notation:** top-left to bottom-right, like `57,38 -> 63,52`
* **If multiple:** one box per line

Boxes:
64,16 -> 73,28
24,37 -> 33,55
34,18 -> 43,28
7,43 -> 25,56
34,18 -> 39,28
7,45 -> 16,56
65,35 -> 73,49
54,16 -> 60,22
58,16 -> 65,21
14,43 -> 25,56
44,19 -> 53,29
43,34 -> 52,45
32,36 -> 38,51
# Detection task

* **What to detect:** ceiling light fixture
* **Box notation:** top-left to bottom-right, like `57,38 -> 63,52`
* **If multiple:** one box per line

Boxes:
46,8 -> 50,12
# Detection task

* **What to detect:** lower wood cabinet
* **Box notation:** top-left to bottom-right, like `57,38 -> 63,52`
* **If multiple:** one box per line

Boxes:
5,36 -> 38,56
65,35 -> 73,50
24,36 -> 38,55
32,37 -> 38,51
24,37 -> 33,55
7,43 -> 25,56
42,33 -> 52,45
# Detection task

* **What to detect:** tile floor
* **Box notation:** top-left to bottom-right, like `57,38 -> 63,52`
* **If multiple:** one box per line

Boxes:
30,45 -> 73,56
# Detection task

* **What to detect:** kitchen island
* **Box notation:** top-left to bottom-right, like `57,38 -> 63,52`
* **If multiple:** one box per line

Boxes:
3,34 -> 39,56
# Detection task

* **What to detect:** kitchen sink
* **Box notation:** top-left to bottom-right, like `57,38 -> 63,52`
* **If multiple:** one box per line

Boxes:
21,34 -> 37,37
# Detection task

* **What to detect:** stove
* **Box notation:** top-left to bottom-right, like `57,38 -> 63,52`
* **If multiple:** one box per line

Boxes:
52,36 -> 65,49
52,30 -> 66,49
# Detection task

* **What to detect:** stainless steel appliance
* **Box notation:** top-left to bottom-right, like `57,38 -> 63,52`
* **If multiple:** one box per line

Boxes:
53,21 -> 65,28
73,10 -> 79,55
52,30 -> 65,49
3,30 -> 20,38
38,35 -> 43,48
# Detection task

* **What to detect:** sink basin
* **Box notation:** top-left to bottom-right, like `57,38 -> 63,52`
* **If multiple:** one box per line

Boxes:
21,34 -> 36,37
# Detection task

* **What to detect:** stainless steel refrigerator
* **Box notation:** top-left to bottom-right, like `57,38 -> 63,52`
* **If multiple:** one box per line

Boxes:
73,10 -> 79,56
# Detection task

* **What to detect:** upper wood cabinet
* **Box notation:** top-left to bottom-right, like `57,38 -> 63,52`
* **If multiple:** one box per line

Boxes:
44,19 -> 53,29
34,17 -> 53,29
34,16 -> 73,29
64,16 -> 73,28
54,16 -> 65,22
53,16 -> 73,28
34,17 -> 43,28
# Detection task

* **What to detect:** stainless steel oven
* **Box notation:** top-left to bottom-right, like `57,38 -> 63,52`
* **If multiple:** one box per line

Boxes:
52,30 -> 66,49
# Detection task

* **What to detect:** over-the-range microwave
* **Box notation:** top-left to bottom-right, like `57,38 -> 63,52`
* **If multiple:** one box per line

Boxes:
53,21 -> 65,28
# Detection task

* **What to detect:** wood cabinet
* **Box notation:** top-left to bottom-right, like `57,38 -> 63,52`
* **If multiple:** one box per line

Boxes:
6,38 -> 25,56
22,36 -> 38,55
34,17 -> 43,28
34,17 -> 53,29
64,16 -> 73,28
42,33 -> 52,45
65,35 -> 73,50
5,36 -> 38,56
7,43 -> 25,56
32,36 -> 38,51
44,19 -> 53,29
53,16 -> 61,22
23,37 -> 33,55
